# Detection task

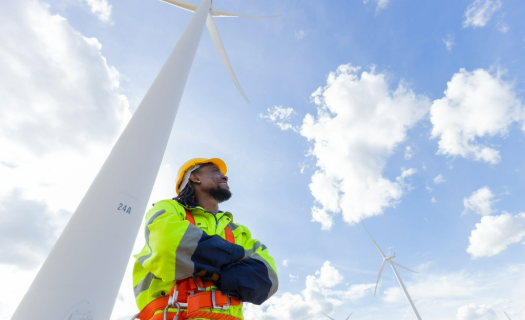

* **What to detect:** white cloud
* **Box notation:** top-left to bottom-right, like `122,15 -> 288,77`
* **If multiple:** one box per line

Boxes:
301,64 -> 430,228
497,22 -> 510,33
260,106 -> 298,132
433,174 -> 446,184
380,265 -> 525,319
457,303 -> 498,320
282,260 -> 289,267
243,261 -> 374,320
364,0 -> 391,12
431,197 -> 437,203
0,192 -> 56,268
0,0 -> 130,317
294,28 -> 309,40
430,68 -> 523,164
404,146 -> 414,160
81,0 -> 113,22
290,274 -> 299,282
463,187 -> 495,216
467,212 -> 525,258
443,34 -> 454,51
463,0 -> 502,28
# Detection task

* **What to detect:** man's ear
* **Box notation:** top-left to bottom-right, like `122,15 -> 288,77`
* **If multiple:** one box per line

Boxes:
189,172 -> 200,184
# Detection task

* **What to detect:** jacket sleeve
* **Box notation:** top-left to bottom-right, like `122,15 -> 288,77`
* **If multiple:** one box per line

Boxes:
133,201 -> 245,282
219,224 -> 279,305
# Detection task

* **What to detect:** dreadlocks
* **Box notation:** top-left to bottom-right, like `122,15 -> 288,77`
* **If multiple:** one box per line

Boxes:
174,180 -> 198,207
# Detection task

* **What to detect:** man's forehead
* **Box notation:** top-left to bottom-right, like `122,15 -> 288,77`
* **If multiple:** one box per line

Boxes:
198,163 -> 221,172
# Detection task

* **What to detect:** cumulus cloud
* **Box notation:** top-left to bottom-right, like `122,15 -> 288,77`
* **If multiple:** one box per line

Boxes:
430,68 -> 523,164
457,303 -> 498,320
463,187 -> 495,216
81,0 -> 113,22
243,261 -> 374,320
301,64 -> 430,228
0,0 -> 130,316
463,0 -> 502,28
260,106 -> 298,132
381,265 -> 525,319
0,191 -> 57,268
467,212 -> 525,258
433,174 -> 446,184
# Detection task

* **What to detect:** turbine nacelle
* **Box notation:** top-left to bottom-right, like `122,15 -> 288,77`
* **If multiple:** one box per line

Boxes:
160,0 -> 280,103
362,223 -> 422,320
384,253 -> 396,261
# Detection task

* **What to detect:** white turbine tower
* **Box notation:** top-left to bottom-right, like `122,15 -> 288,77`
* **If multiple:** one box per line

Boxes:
12,1 -> 277,319
363,224 -> 422,320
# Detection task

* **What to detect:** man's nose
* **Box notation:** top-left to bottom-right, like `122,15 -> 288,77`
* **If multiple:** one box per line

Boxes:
222,175 -> 228,182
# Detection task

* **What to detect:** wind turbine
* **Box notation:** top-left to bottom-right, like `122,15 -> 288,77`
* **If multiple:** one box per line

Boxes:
12,1 -> 277,319
161,0 -> 280,103
363,224 -> 422,320
321,311 -> 353,320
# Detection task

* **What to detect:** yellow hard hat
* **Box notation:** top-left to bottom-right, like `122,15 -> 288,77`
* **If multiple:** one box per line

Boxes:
175,158 -> 228,194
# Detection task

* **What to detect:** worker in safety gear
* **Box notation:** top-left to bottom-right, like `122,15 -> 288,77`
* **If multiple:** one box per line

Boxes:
132,158 -> 278,320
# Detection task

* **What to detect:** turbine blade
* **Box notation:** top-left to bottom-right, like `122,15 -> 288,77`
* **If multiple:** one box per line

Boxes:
390,263 -> 422,320
504,311 -> 511,320
375,260 -> 387,296
159,0 -> 281,19
362,223 -> 386,258
211,8 -> 281,18
320,312 -> 335,320
206,14 -> 250,103
159,0 -> 197,12
391,261 -> 419,274
346,312 -> 353,320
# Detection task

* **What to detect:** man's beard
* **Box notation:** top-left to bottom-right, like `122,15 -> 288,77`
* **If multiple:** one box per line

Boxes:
209,185 -> 232,203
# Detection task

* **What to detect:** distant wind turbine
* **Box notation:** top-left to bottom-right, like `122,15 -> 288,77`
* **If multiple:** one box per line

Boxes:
363,224 -> 422,320
321,311 -> 353,320
503,310 -> 512,319
12,1 -> 278,319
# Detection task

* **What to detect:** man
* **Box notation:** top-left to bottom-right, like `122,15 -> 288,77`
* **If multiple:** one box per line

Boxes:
132,158 -> 278,320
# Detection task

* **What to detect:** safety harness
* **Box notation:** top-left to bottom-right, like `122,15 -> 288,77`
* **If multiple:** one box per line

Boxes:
132,209 -> 241,320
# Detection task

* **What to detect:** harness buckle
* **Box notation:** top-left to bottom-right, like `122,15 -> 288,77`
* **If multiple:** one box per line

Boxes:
211,289 -> 230,310
192,276 -> 207,291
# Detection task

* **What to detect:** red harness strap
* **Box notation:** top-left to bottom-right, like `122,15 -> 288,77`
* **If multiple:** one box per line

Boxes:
133,209 -> 240,320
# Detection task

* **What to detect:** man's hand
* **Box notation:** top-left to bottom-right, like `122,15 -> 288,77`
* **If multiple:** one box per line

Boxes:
194,254 -> 248,282
196,269 -> 221,281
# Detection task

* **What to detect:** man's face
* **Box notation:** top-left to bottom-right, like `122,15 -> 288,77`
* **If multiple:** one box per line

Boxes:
192,164 -> 231,202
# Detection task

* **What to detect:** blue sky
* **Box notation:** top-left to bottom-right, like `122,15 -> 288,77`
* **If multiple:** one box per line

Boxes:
1,0 -> 525,319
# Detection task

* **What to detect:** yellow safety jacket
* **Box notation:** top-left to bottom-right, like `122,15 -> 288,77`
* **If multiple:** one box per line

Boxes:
132,200 -> 278,319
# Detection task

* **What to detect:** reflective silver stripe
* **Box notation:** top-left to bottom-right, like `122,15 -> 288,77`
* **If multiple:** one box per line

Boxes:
227,222 -> 238,231
133,272 -> 160,298
137,210 -> 166,264
252,252 -> 279,299
175,224 -> 203,280
245,241 -> 267,257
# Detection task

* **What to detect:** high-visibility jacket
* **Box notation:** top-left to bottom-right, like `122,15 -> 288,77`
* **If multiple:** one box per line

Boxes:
132,200 -> 279,319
